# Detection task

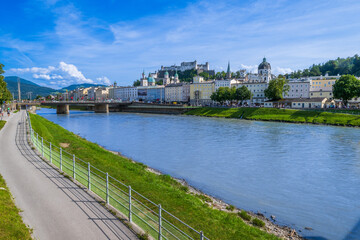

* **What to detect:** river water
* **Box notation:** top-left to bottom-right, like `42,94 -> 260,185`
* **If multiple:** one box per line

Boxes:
37,108 -> 360,240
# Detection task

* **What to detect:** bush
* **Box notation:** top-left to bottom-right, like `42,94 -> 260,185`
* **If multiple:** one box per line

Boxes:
226,205 -> 235,211
252,218 -> 265,227
238,210 -> 251,221
196,194 -> 212,203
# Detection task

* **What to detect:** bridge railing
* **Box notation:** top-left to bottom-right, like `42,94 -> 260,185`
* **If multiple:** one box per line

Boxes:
26,112 -> 208,240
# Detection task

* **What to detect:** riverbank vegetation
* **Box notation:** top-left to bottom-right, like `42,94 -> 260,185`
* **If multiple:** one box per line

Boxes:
0,121 -> 5,130
0,169 -> 32,240
185,107 -> 360,127
29,113 -> 279,240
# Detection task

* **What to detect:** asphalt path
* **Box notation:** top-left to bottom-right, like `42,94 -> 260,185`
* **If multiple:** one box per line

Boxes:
0,110 -> 138,240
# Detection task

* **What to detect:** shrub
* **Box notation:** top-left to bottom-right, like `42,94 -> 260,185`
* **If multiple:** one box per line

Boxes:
197,194 -> 212,203
238,210 -> 251,221
226,205 -> 235,211
252,218 -> 265,227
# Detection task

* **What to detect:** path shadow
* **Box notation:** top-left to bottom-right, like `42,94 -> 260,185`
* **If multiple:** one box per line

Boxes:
15,113 -> 138,240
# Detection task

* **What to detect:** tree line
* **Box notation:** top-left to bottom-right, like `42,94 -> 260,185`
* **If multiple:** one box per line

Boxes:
210,86 -> 252,105
286,55 -> 360,78
0,64 -> 12,104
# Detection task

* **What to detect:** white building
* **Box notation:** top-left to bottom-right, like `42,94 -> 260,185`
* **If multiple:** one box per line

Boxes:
247,58 -> 274,83
239,82 -> 268,105
165,83 -> 190,103
161,60 -> 210,72
114,86 -> 138,102
284,81 -> 310,99
87,87 -> 98,100
95,87 -> 109,101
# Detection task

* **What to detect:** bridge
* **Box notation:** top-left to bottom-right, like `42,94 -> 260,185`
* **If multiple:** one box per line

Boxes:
16,101 -> 191,114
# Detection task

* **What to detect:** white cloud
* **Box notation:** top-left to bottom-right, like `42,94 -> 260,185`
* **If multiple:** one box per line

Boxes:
96,76 -> 111,85
274,67 -> 293,75
8,62 -> 113,87
58,61 -> 92,83
240,64 -> 258,74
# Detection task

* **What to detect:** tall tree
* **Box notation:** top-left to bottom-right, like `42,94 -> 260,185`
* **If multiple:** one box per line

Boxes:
0,64 -> 12,104
234,86 -> 252,105
264,77 -> 290,101
333,74 -> 360,105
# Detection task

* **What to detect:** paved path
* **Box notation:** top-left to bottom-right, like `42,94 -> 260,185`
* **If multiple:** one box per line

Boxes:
0,111 -> 138,240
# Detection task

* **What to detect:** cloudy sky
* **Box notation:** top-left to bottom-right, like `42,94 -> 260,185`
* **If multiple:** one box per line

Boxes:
1,0 -> 360,89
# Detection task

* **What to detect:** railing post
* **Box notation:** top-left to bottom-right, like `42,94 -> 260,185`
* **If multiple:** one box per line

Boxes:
73,154 -> 76,180
36,132 -> 39,146
49,142 -> 52,164
200,231 -> 204,240
41,137 -> 44,156
129,186 -> 132,222
88,162 -> 91,191
106,173 -> 109,204
158,204 -> 162,240
60,147 -> 62,171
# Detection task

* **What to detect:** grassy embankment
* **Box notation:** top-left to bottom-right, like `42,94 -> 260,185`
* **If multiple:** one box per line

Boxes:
0,121 -> 5,130
0,121 -> 32,239
29,113 -> 279,240
185,107 -> 360,127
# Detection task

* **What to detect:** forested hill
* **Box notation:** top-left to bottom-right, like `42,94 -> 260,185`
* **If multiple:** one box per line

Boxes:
4,76 -> 56,100
286,55 -> 360,78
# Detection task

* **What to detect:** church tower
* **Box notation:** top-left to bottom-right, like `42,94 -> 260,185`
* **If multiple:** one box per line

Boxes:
174,70 -> 179,84
164,71 -> 171,85
140,70 -> 148,86
226,61 -> 231,79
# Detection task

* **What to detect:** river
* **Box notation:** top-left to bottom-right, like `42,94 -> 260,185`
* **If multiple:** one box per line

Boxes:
37,108 -> 360,240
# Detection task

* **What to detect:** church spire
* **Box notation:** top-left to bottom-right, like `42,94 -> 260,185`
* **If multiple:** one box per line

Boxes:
226,61 -> 231,79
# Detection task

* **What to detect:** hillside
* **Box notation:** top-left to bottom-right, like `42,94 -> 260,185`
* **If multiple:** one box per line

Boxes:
286,54 -> 360,78
4,76 -> 56,100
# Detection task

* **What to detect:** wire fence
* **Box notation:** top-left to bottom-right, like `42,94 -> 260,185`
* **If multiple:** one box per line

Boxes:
26,112 -> 208,240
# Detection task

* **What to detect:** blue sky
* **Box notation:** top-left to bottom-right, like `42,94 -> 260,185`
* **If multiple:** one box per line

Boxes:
1,0 -> 360,89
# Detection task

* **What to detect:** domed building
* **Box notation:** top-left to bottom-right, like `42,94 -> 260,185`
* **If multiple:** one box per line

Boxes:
148,76 -> 156,86
247,57 -> 273,83
258,57 -> 272,82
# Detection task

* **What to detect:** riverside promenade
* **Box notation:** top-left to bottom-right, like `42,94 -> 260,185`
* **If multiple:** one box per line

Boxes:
0,111 -> 138,240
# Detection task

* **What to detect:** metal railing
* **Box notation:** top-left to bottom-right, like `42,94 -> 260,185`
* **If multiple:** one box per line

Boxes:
26,112 -> 208,240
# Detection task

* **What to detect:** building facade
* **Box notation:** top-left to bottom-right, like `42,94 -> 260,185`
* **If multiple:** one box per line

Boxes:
190,76 -> 215,105
165,83 -> 190,103
284,81 -> 310,99
114,86 -> 138,102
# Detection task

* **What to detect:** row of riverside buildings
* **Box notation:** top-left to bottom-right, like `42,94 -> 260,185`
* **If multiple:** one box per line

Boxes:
60,59 -> 360,108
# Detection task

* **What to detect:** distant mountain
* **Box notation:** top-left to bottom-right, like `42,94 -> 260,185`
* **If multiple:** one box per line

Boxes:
4,76 -> 56,100
61,83 -> 106,91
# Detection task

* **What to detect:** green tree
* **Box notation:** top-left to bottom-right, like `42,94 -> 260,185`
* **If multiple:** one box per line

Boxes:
333,74 -> 360,105
133,80 -> 141,86
211,87 -> 230,104
264,77 -> 290,101
234,86 -> 252,105
0,64 -> 12,103
199,72 -> 209,79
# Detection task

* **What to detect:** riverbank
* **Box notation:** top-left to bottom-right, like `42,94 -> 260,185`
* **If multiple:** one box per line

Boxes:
185,107 -> 360,127
0,121 -> 32,239
29,112 -> 303,240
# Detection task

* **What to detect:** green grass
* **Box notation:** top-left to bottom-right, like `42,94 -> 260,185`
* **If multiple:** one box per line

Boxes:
0,175 -> 32,240
0,121 -> 5,131
252,218 -> 265,228
238,210 -> 252,221
29,113 -> 279,240
185,107 -> 360,127
13,110 -> 19,113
